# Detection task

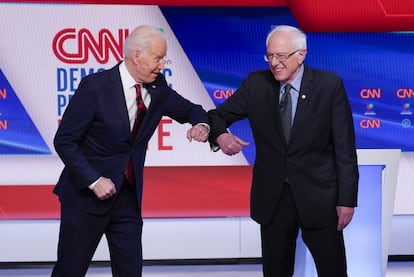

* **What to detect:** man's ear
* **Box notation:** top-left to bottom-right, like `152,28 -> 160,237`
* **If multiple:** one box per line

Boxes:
133,50 -> 142,64
298,49 -> 307,64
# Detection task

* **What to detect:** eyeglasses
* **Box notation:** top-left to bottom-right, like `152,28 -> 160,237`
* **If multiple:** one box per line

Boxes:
264,49 -> 301,62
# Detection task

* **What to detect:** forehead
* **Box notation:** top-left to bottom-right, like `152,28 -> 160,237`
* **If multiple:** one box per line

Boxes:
146,36 -> 167,56
267,32 -> 294,52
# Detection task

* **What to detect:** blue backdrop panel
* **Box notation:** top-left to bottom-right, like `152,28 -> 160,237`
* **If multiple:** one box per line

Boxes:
161,7 -> 414,165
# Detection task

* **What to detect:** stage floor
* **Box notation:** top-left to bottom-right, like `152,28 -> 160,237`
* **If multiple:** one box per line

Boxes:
0,262 -> 413,276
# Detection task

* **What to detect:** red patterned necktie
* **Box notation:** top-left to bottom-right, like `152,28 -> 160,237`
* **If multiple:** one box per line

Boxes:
125,84 -> 147,185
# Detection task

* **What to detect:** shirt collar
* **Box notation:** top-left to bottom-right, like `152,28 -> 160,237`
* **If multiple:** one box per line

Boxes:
119,61 -> 136,90
281,64 -> 304,93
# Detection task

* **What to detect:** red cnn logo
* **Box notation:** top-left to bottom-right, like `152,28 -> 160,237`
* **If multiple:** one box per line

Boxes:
53,28 -> 129,64
360,119 -> 381,129
0,120 -> 7,130
0,88 -> 6,99
360,89 -> 381,99
396,89 -> 414,98
213,89 -> 235,99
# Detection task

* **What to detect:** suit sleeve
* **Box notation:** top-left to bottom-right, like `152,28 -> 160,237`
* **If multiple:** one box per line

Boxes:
332,78 -> 359,207
159,76 -> 209,126
208,76 -> 250,141
54,77 -> 101,190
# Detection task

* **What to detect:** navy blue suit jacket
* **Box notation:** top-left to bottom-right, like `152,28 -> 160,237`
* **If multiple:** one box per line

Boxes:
53,63 -> 208,215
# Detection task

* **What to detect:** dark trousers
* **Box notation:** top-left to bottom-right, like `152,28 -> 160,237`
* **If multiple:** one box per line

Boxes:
260,184 -> 347,277
52,182 -> 142,277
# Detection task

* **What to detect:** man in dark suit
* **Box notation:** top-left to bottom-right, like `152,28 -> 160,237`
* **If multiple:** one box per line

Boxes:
208,25 -> 359,277
52,25 -> 209,277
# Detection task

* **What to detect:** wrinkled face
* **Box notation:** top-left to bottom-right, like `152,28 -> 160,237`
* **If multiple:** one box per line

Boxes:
266,32 -> 306,83
133,36 -> 167,83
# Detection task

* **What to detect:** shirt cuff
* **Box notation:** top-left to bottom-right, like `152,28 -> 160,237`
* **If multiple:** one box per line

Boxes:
196,123 -> 210,133
89,177 -> 101,190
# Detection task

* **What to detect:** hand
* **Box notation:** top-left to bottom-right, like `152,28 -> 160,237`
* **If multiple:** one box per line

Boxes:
216,133 -> 249,156
336,206 -> 354,231
187,124 -> 209,142
92,177 -> 117,200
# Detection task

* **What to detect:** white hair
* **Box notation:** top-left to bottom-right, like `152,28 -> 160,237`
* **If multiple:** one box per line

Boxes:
265,25 -> 307,50
123,25 -> 165,58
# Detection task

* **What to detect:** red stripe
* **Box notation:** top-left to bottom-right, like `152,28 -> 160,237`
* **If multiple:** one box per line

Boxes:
0,166 -> 252,219
2,0 -> 413,31
288,0 -> 414,31
0,0 -> 287,6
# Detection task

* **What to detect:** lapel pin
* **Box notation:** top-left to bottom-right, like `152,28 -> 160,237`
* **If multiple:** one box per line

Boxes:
301,94 -> 306,100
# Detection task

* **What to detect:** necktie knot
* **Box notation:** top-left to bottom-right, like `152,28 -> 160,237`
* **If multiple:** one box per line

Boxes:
131,84 -> 147,138
134,83 -> 141,96
284,83 -> 292,93
134,84 -> 146,120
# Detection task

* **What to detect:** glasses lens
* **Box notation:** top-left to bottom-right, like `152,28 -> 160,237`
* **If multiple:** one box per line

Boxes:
278,55 -> 288,62
264,53 -> 291,62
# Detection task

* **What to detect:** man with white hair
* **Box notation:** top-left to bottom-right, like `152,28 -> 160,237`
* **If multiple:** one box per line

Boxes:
209,25 -> 359,276
52,25 -> 210,276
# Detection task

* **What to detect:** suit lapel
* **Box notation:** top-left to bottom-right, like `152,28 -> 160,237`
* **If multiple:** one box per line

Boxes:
132,80 -> 163,145
109,65 -> 131,137
291,66 -> 313,134
261,72 -> 286,143
270,83 -> 286,142
143,82 -> 161,118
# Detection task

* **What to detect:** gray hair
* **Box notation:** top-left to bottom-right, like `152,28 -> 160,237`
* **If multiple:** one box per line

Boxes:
265,25 -> 307,50
123,25 -> 165,58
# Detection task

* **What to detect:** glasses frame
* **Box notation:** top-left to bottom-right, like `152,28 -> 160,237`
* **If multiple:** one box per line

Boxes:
264,49 -> 302,63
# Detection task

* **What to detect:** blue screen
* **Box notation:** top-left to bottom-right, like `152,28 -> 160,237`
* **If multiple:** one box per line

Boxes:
161,7 -> 414,164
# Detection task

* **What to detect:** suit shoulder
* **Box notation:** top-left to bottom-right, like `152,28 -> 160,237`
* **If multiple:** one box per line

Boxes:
79,65 -> 119,87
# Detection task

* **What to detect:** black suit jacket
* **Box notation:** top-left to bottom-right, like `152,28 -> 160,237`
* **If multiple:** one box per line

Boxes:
209,65 -> 359,228
54,63 -> 208,215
